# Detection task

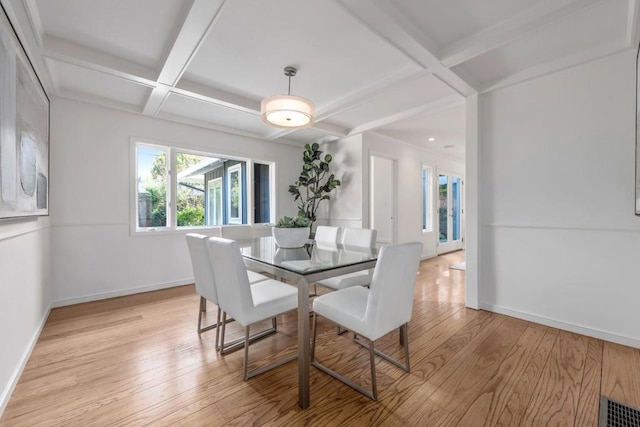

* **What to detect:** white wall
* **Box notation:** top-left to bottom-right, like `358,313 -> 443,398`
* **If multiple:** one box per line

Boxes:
318,135 -> 365,229
0,219 -> 51,414
325,132 -> 465,258
50,98 -> 302,306
478,49 -> 640,347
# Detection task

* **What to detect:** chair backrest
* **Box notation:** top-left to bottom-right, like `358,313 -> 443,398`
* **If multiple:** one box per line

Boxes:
220,225 -> 253,240
315,226 -> 341,243
341,228 -> 377,248
206,237 -> 254,325
185,233 -> 218,304
364,242 -> 422,338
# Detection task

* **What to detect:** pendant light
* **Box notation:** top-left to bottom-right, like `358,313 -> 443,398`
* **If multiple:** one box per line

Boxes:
261,66 -> 315,129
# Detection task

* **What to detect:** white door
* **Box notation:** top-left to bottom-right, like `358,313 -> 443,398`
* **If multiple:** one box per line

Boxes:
437,172 -> 463,254
370,155 -> 396,245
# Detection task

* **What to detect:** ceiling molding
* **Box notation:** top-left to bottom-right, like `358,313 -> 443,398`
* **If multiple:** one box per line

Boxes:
171,80 -> 260,114
42,37 -> 158,86
22,0 -> 43,48
336,0 -> 477,97
441,0 -> 606,67
627,0 -> 640,48
56,89 -> 144,115
349,95 -> 464,136
156,111 -> 303,148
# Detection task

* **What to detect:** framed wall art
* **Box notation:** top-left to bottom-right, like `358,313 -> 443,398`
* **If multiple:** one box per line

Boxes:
0,3 -> 49,219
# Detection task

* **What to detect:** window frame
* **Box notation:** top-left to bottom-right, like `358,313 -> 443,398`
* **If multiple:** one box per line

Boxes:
227,163 -> 243,224
421,164 -> 434,233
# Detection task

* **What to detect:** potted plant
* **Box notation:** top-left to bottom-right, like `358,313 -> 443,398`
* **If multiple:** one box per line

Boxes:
288,143 -> 341,232
272,215 -> 311,248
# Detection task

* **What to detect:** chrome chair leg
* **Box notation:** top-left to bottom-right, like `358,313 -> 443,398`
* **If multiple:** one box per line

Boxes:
353,323 -> 410,372
243,326 -> 251,380
242,322 -> 298,380
198,296 -> 218,333
368,338 -> 378,400
311,319 -> 377,400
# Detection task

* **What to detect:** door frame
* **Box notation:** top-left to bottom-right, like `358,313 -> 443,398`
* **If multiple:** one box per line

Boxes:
436,170 -> 464,255
368,151 -> 398,245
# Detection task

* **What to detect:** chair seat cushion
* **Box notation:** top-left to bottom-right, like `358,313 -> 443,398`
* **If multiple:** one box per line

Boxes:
248,270 -> 269,284
313,286 -> 379,338
243,280 -> 298,325
316,271 -> 371,290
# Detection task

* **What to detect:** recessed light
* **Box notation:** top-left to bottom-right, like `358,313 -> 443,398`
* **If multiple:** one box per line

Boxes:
428,137 -> 435,142
443,144 -> 455,149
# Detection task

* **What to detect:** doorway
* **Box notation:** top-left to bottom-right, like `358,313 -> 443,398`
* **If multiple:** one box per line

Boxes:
370,154 -> 397,245
437,172 -> 463,254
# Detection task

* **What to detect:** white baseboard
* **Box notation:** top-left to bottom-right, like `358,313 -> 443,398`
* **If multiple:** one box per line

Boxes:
51,279 -> 193,308
0,304 -> 51,418
420,252 -> 437,260
481,303 -> 640,349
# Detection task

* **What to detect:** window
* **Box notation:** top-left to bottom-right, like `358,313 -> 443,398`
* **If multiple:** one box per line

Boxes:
134,141 -> 273,232
421,166 -> 433,232
136,144 -> 169,228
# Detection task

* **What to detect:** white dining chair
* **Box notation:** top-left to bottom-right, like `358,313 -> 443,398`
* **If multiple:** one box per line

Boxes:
220,224 -> 253,240
314,225 -> 341,244
311,241 -> 422,400
207,236 -> 299,380
185,233 -> 273,351
316,228 -> 377,291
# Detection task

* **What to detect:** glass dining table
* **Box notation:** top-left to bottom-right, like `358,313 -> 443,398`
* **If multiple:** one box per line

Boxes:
239,236 -> 378,409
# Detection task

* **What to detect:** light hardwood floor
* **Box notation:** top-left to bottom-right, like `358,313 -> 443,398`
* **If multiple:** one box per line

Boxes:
2,251 -> 640,426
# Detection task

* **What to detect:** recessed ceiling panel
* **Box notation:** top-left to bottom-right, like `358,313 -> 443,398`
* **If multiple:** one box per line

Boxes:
374,104 -> 466,159
328,73 -> 460,129
452,1 -> 627,89
182,0 -> 421,107
35,0 -> 186,67
391,0 -> 536,48
160,93 -> 269,135
50,59 -> 151,108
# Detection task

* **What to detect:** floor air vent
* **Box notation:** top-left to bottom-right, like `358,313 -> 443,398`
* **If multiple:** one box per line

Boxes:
600,396 -> 640,427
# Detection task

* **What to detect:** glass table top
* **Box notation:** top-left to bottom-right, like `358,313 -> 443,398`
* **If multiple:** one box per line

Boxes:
239,236 -> 377,275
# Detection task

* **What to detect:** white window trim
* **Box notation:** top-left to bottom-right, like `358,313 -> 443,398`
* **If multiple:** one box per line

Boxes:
421,163 -> 434,234
227,163 -> 242,224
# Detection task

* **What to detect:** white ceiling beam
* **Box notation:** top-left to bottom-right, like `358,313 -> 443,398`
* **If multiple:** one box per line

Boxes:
348,95 -> 464,136
336,0 -> 476,96
155,0 -> 227,87
482,39 -> 628,93
142,85 -> 171,116
172,79 -> 260,114
626,0 -> 640,48
317,69 -> 432,119
265,120 -> 350,141
42,36 -> 158,86
265,70 -> 435,141
22,0 -> 44,48
441,0 -> 606,68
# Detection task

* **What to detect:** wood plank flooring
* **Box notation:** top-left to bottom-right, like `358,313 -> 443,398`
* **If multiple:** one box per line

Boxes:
2,251 -> 640,426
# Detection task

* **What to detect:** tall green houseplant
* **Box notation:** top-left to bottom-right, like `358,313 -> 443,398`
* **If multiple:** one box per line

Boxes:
288,143 -> 341,231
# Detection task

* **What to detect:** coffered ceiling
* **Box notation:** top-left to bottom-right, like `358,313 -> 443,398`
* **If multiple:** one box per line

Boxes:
3,0 -> 638,160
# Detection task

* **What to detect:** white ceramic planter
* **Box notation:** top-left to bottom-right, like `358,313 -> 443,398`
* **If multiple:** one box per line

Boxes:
272,227 -> 310,248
